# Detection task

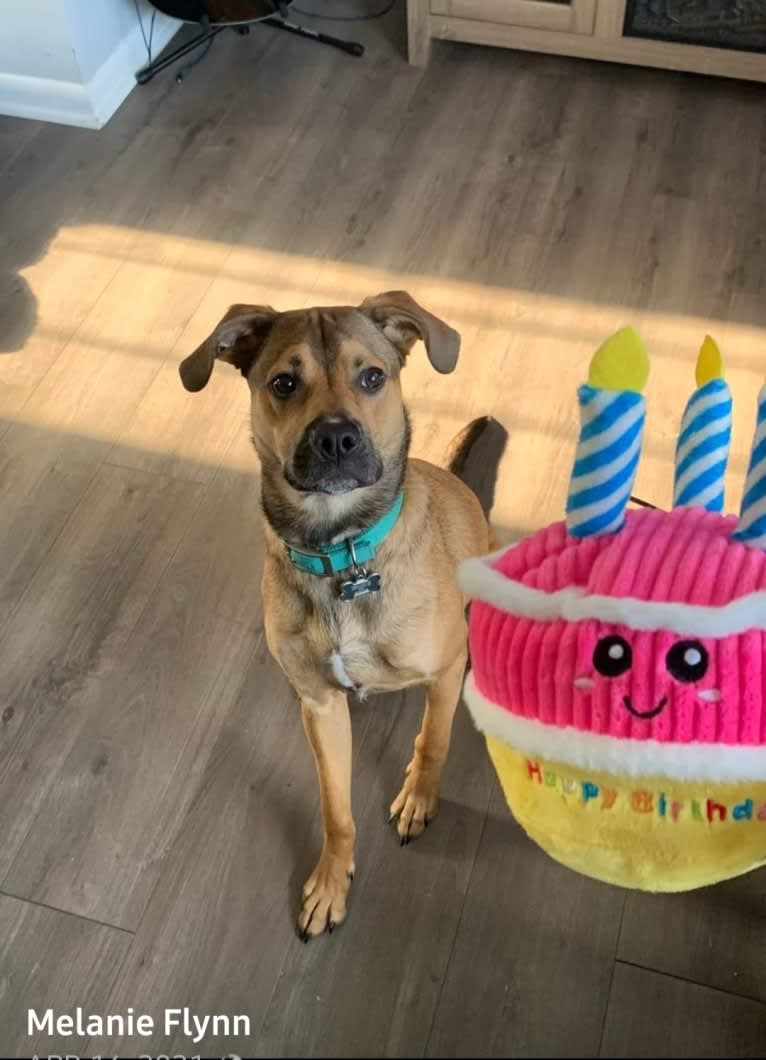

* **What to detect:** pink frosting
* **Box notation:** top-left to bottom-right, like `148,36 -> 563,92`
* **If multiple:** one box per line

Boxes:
495,507 -> 766,603
469,507 -> 766,746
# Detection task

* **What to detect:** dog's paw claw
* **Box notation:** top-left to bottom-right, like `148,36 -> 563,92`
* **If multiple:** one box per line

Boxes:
298,849 -> 353,939
390,767 -> 440,844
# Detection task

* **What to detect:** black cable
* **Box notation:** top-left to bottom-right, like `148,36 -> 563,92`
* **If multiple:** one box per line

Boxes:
292,0 -> 395,20
175,29 -> 217,81
629,495 -> 658,510
133,0 -> 158,61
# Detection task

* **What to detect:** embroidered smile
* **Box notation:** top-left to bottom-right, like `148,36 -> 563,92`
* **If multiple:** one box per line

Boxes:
623,695 -> 667,720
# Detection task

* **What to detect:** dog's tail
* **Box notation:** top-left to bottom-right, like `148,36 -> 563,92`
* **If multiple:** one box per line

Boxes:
447,416 -> 508,519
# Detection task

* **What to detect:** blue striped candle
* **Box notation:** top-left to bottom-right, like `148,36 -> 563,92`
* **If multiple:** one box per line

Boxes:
673,337 -> 732,513
734,385 -> 766,550
566,327 -> 649,538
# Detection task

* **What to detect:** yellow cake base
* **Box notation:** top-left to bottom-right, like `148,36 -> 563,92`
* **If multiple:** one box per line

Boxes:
486,736 -> 766,891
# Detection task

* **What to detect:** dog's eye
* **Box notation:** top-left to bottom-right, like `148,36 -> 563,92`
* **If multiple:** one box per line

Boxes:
593,635 -> 632,677
666,640 -> 708,683
359,366 -> 386,392
270,373 -> 297,398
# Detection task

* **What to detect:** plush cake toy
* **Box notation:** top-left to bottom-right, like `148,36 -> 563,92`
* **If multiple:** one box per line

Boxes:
459,328 -> 766,891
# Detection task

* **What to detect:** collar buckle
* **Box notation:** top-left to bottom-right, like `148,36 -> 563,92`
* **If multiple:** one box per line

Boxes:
285,545 -> 336,577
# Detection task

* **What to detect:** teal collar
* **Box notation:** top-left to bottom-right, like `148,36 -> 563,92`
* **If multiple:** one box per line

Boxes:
287,492 -> 404,578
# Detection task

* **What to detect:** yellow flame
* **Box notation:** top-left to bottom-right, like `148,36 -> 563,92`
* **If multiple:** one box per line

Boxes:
695,335 -> 725,387
587,327 -> 649,393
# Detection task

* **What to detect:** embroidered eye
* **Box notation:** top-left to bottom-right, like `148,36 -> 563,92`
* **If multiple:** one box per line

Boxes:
359,366 -> 386,392
271,373 -> 297,398
593,635 -> 632,677
666,640 -> 708,683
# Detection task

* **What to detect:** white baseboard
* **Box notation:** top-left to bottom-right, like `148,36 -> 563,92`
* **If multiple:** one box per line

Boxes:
0,73 -> 99,129
0,12 -> 180,130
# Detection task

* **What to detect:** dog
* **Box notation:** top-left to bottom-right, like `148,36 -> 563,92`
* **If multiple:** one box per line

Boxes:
179,291 -> 505,939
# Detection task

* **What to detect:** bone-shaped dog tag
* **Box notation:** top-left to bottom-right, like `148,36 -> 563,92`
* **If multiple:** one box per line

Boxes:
339,571 -> 381,602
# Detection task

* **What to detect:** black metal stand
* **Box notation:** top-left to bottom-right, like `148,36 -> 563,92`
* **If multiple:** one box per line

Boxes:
263,17 -> 364,56
135,12 -> 364,85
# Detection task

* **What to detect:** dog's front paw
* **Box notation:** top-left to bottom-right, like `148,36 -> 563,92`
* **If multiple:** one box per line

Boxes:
390,765 -> 440,845
298,847 -> 355,941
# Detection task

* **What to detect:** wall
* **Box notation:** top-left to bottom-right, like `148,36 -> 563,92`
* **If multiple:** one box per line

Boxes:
0,0 -> 80,82
63,0 -> 155,83
0,0 -> 180,129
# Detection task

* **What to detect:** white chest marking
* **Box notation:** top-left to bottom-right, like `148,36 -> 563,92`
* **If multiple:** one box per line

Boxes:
330,652 -> 356,689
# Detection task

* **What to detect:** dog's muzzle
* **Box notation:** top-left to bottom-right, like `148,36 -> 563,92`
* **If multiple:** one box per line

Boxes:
287,415 -> 382,494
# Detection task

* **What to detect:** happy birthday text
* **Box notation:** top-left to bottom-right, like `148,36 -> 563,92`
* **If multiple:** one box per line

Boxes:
525,758 -> 766,822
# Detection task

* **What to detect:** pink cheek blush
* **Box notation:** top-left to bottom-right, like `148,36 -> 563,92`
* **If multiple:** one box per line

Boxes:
573,675 -> 594,690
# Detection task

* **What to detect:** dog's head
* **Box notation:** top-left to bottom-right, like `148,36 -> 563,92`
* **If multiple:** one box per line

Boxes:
179,291 -> 459,545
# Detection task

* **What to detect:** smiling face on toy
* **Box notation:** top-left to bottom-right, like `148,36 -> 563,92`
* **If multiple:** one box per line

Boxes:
572,623 -> 732,741
583,632 -> 712,718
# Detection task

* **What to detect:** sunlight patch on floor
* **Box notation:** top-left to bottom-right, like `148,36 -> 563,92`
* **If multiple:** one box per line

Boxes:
4,223 -> 764,529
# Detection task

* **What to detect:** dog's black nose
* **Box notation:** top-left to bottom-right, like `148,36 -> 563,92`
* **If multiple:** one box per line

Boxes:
309,418 -> 362,463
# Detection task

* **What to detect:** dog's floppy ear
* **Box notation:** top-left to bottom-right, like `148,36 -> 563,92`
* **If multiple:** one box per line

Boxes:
179,304 -> 277,392
360,290 -> 460,374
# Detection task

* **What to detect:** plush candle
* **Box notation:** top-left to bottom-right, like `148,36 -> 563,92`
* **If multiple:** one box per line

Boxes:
734,384 -> 766,549
672,336 -> 732,513
565,327 -> 649,538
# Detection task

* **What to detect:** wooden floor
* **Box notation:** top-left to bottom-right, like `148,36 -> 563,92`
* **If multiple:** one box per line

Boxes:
2,4 -> 766,1056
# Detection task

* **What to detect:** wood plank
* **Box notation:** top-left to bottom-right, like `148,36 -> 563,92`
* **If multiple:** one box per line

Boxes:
87,634 -> 319,1056
146,426 -> 266,631
0,894 -> 130,1056
0,27 -> 273,425
313,44 -> 515,280
0,463 -> 203,883
256,694 -> 494,1059
0,123 -> 94,378
618,870 -> 766,1004
600,962 -> 766,1059
90,679 -> 493,1056
0,426 -> 99,631
0,121 -> 174,418
426,787 -> 625,1058
2,508 -> 257,930
0,116 -> 42,174
7,192 -> 230,452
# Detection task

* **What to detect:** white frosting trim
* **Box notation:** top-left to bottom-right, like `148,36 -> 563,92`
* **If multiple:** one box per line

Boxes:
459,553 -> 766,637
464,675 -> 766,783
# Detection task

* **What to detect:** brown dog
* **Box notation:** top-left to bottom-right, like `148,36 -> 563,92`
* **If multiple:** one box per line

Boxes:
179,291 -> 503,939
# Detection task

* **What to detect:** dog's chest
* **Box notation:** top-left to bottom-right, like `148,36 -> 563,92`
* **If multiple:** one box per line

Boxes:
319,605 -> 434,696
325,642 -> 429,697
